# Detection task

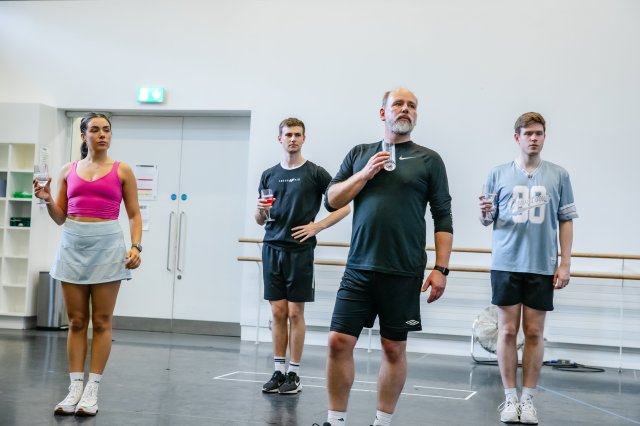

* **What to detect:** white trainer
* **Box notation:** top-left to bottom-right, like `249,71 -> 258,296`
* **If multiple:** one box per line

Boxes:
498,395 -> 520,423
520,397 -> 539,424
75,381 -> 99,416
54,381 -> 84,415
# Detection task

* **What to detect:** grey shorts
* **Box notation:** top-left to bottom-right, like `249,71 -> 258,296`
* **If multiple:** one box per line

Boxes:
50,220 -> 132,285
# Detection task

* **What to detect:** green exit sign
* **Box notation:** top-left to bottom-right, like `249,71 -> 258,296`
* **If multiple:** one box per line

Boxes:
138,87 -> 165,103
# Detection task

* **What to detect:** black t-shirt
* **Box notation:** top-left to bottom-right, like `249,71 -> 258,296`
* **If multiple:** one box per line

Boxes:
326,141 -> 453,277
259,161 -> 332,251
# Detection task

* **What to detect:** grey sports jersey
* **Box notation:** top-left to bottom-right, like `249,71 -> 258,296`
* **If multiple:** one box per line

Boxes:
485,160 -> 578,275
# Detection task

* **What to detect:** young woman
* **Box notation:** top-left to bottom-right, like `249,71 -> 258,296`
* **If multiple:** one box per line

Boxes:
34,112 -> 142,416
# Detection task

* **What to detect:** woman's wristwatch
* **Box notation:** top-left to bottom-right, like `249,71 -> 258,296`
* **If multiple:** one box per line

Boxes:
131,243 -> 143,253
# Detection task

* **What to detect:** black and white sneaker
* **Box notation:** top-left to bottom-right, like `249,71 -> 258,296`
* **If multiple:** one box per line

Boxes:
262,371 -> 285,393
278,371 -> 302,394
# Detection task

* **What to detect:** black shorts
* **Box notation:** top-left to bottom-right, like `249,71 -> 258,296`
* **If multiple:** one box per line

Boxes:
262,244 -> 315,302
491,270 -> 554,311
330,268 -> 423,341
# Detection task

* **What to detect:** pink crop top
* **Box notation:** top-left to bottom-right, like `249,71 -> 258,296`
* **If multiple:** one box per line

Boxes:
66,161 -> 123,219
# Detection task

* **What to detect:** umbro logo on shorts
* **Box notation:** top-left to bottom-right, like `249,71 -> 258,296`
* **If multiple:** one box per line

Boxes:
405,319 -> 420,326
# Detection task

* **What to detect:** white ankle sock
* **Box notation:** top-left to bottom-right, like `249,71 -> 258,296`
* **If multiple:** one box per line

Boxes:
274,356 -> 286,374
69,372 -> 84,383
287,361 -> 300,374
504,388 -> 518,401
373,409 -> 392,425
328,410 -> 347,424
522,386 -> 537,400
88,373 -> 102,384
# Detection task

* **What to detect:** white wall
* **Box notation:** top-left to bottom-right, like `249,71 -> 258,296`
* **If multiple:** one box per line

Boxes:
1,1 -> 639,334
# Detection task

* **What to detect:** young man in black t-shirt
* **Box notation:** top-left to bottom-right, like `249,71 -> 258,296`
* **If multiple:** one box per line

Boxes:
255,117 -> 350,395
319,88 -> 454,426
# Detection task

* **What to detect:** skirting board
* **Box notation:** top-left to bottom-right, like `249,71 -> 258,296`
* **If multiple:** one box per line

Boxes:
113,316 -> 240,337
0,315 -> 37,330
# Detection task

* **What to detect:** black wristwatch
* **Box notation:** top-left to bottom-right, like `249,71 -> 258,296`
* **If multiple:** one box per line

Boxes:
433,265 -> 449,276
131,243 -> 143,253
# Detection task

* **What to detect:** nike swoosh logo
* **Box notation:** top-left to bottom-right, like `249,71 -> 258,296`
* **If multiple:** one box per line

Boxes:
399,156 -> 416,160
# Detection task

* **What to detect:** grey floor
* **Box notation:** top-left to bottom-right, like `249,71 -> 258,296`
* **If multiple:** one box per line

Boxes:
0,329 -> 638,426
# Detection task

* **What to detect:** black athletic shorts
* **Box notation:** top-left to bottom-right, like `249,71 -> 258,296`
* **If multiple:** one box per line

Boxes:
262,244 -> 315,302
330,268 -> 423,341
491,270 -> 554,311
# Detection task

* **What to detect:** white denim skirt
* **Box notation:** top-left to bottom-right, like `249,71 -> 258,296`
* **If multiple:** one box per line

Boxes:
50,220 -> 132,285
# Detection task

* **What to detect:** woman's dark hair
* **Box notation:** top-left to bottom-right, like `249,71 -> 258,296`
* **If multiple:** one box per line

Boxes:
79,112 -> 111,159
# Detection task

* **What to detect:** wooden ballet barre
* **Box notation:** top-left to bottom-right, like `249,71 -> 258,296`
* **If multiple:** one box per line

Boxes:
239,237 -> 350,248
238,238 -> 490,253
239,238 -> 640,260
564,252 -> 640,260
236,256 -> 640,280
238,256 -> 345,267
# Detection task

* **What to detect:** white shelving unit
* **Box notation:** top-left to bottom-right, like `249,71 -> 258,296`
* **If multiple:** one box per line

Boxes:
0,143 -> 36,318
0,103 -> 61,329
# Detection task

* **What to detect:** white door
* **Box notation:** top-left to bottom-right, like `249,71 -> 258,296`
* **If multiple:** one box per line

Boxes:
108,115 -> 250,326
172,117 -> 250,321
110,116 -> 183,320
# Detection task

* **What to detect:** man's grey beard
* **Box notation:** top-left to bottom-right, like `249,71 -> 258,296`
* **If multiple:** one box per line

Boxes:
390,119 -> 414,135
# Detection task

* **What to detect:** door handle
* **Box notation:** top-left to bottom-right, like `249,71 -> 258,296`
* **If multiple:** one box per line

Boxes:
177,211 -> 186,272
166,211 -> 175,271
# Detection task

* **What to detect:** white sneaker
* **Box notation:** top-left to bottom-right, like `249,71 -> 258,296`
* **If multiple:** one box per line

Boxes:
498,395 -> 520,423
54,381 -> 84,415
520,397 -> 539,424
75,381 -> 99,416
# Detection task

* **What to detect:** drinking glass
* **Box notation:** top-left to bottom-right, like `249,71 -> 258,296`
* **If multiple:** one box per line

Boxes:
481,184 -> 496,203
33,164 -> 50,205
260,189 -> 275,222
382,141 -> 396,171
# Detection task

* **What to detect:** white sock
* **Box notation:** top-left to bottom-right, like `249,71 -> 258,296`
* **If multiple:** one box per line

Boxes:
88,373 -> 102,384
522,386 -> 537,401
274,356 -> 286,374
69,372 -> 84,383
373,409 -> 393,426
287,361 -> 300,375
504,388 -> 518,401
328,410 -> 347,424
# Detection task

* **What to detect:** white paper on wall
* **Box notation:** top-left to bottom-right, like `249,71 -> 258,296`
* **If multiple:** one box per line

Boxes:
135,164 -> 158,201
